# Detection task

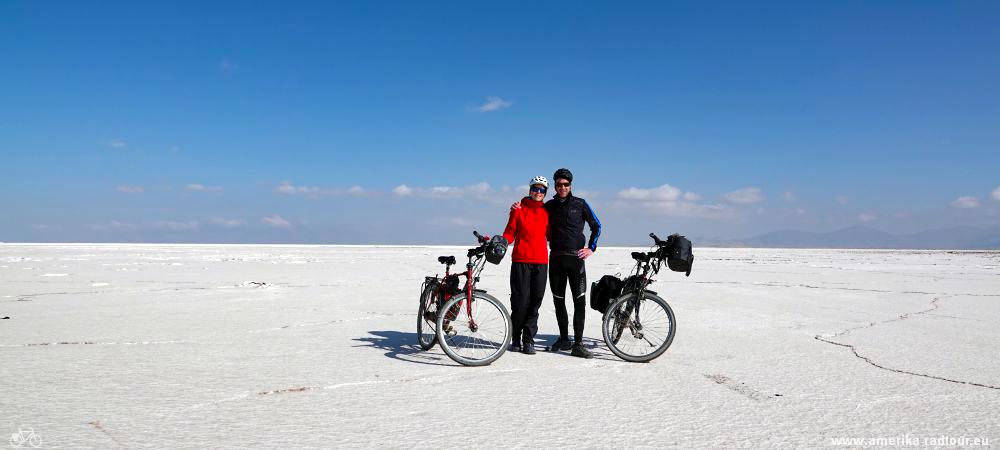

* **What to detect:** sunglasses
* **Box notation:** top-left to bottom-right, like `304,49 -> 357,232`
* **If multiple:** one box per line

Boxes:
529,186 -> 547,194
555,182 -> 571,187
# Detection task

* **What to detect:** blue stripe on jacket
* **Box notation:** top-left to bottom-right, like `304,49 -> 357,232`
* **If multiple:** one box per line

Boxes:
585,200 -> 601,251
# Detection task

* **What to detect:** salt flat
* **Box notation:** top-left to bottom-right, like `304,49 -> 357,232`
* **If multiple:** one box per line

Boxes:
1,244 -> 998,449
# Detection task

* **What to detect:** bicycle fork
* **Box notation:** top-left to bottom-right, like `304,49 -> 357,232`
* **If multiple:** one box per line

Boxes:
465,265 -> 478,332
625,289 -> 656,347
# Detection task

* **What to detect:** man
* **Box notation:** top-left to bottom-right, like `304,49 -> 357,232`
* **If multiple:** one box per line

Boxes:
512,168 -> 601,358
501,176 -> 550,354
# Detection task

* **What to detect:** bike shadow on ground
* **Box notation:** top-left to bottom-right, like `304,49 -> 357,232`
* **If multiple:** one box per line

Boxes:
529,334 -> 621,362
353,330 -> 457,367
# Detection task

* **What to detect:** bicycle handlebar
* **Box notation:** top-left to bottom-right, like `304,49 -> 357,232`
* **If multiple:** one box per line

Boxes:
649,232 -> 668,247
467,231 -> 490,258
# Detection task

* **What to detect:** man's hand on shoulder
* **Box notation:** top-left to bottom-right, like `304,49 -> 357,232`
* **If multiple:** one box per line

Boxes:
577,248 -> 593,260
510,202 -> 522,211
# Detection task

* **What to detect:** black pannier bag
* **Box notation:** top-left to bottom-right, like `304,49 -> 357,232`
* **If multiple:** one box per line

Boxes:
663,233 -> 694,276
621,274 -> 643,293
485,235 -> 507,265
444,274 -> 461,295
590,275 -> 624,314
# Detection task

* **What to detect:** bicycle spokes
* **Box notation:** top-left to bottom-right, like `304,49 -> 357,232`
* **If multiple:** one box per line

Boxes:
439,294 -> 510,365
603,294 -> 675,361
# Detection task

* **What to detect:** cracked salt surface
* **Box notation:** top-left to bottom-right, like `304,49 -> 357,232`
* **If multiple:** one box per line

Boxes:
814,296 -> 1000,390
1,244 -> 998,448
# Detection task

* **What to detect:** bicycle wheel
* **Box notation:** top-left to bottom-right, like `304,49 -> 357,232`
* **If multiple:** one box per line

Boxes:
602,291 -> 676,362
417,282 -> 440,350
436,292 -> 510,366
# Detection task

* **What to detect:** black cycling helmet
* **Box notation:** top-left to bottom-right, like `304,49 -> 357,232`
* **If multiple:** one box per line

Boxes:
553,168 -> 573,183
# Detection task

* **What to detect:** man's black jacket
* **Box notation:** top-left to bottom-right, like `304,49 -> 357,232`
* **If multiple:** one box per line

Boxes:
545,193 -> 601,253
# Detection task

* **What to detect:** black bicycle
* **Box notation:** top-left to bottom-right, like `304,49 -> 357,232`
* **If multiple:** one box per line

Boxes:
602,233 -> 680,362
417,231 -> 511,366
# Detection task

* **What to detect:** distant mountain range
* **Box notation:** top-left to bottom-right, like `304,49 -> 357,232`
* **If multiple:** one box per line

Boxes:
699,225 -> 1000,250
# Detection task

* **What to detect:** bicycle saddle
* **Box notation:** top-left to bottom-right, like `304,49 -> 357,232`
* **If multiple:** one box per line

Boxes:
438,255 -> 457,265
631,252 -> 650,262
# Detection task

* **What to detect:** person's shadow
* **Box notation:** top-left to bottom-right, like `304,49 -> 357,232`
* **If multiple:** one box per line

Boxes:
353,330 -> 456,366
355,330 -> 622,365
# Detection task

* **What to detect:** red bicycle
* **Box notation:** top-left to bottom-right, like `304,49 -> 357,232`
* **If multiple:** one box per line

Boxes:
417,231 -> 511,366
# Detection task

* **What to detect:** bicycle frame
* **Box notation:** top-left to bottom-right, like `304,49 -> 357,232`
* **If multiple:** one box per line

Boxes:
460,252 -> 488,332
436,247 -> 488,331
620,247 -> 666,330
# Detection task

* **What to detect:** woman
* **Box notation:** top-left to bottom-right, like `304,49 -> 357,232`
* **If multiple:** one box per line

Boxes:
501,176 -> 550,354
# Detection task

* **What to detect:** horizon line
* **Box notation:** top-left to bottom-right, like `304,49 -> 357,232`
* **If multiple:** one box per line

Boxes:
1,242 -> 996,251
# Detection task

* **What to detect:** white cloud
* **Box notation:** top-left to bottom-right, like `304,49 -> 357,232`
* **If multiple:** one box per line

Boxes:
276,181 -> 319,195
262,215 -> 292,228
782,191 -> 796,202
429,217 -> 483,227
636,201 -> 730,219
152,220 -> 200,231
218,59 -> 240,73
950,196 -> 980,209
185,183 -> 223,194
429,186 -> 462,198
89,220 -> 136,231
617,184 -> 730,219
116,185 -> 144,194
467,182 -> 491,194
205,217 -> 244,228
392,184 -> 413,196
619,184 -> 682,201
109,138 -> 127,149
992,186 -> 1000,201
91,218 -> 247,232
276,181 -> 368,197
475,96 -> 512,112
835,195 -> 849,205
392,182 -> 494,199
573,189 -> 600,198
858,213 -> 879,222
723,187 -> 764,204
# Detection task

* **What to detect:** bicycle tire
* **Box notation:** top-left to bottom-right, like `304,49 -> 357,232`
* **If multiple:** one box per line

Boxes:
602,291 -> 676,363
417,281 -> 440,350
436,292 -> 510,366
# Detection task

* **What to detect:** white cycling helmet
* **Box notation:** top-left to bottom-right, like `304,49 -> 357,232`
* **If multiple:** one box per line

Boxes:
530,176 -> 549,189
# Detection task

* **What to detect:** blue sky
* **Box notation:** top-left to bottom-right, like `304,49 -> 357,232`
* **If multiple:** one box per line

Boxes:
2,1 -> 999,244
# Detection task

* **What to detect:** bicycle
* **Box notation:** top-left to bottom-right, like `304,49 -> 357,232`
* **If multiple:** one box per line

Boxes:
601,233 -> 680,362
417,231 -> 511,366
9,426 -> 41,448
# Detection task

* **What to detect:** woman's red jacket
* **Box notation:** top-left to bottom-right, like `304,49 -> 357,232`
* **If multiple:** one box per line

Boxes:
502,196 -> 549,264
